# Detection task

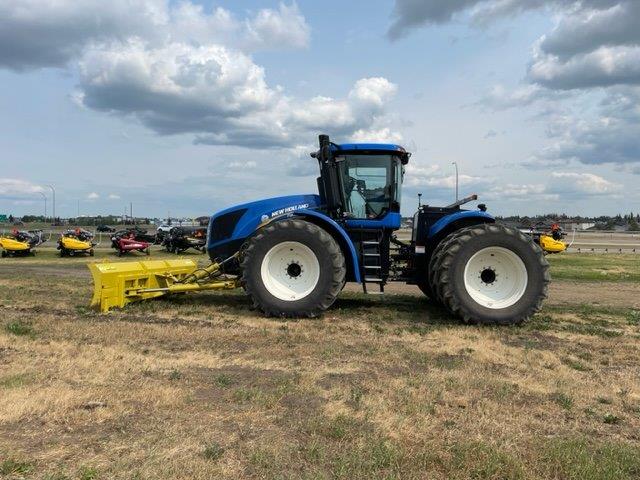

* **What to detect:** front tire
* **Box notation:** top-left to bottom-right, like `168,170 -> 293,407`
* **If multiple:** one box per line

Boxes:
431,224 -> 549,325
241,219 -> 345,317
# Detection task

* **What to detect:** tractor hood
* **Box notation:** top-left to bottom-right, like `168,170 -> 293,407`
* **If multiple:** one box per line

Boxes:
207,194 -> 321,258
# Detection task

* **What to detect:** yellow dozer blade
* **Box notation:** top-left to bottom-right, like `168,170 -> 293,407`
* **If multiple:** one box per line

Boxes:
89,258 -> 240,312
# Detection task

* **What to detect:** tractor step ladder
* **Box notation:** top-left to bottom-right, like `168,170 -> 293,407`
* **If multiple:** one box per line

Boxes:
361,238 -> 385,294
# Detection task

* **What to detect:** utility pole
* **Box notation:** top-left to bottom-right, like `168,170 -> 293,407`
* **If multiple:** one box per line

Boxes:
77,199 -> 80,219
39,192 -> 47,221
451,162 -> 459,201
46,185 -> 56,225
130,202 -> 133,225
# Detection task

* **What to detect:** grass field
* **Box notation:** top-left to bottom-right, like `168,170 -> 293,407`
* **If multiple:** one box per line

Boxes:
1,252 -> 639,479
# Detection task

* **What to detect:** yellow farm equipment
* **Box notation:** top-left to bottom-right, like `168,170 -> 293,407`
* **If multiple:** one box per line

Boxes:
523,222 -> 567,254
0,230 -> 43,257
58,229 -> 95,257
538,234 -> 567,254
89,255 -> 239,312
0,236 -> 32,257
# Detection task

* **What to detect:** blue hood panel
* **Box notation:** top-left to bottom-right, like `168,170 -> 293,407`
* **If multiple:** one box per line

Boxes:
207,194 -> 321,249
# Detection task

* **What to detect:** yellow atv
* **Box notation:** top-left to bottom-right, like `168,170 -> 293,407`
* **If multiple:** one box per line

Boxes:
58,229 -> 95,257
0,230 -> 42,257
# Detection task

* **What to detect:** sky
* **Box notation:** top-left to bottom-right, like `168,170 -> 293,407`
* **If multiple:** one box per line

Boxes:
1,0 -> 639,218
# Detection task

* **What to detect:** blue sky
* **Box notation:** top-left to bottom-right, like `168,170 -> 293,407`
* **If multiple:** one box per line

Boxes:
1,0 -> 639,218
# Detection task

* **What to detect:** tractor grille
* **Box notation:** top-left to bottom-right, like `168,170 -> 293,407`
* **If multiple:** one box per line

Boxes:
209,209 -> 247,243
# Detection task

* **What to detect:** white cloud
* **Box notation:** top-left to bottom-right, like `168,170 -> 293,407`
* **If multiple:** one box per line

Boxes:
229,160 -> 258,169
386,0 -> 569,40
350,127 -> 403,143
476,84 -> 565,110
483,171 -> 620,202
539,1 -> 640,59
0,178 -> 44,198
1,1 -> 397,150
0,0 -> 167,70
87,192 -> 99,200
549,172 -> 620,195
529,45 -> 640,90
243,2 -> 310,51
486,183 -> 559,201
75,36 -> 398,147
0,1 -> 310,70
404,163 -> 487,189
108,193 -> 120,200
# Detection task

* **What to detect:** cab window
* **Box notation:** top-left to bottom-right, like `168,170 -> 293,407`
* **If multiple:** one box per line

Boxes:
337,155 -> 396,218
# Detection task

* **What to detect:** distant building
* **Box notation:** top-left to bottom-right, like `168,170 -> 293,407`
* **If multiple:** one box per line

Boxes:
558,222 -> 596,231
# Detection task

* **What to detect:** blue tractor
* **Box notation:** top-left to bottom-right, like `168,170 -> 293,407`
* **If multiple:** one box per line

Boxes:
204,135 -> 549,324
90,134 -> 549,324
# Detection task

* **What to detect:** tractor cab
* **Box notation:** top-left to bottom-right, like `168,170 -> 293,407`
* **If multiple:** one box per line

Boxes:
313,135 -> 409,227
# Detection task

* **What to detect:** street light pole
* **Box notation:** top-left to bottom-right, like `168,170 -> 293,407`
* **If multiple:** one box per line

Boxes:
46,185 -> 56,225
451,162 -> 459,202
38,192 -> 47,221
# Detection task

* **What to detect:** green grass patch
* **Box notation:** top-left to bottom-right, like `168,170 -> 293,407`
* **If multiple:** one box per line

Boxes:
547,254 -> 640,282
0,459 -> 34,475
552,392 -> 574,410
5,320 -> 34,337
603,413 -> 622,425
626,310 -> 640,326
450,441 -> 525,480
0,373 -> 31,388
79,466 -> 99,480
202,441 -> 225,462
562,357 -> 592,372
214,373 -> 233,387
539,438 -> 640,479
525,312 -> 624,338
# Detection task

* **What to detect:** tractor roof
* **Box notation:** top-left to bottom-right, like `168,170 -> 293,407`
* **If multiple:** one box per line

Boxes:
333,143 -> 410,163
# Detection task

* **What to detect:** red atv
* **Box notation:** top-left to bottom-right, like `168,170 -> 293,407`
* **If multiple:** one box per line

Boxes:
111,231 -> 151,256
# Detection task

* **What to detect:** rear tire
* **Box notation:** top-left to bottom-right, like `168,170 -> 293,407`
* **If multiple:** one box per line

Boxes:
431,224 -> 549,325
241,219 -> 345,317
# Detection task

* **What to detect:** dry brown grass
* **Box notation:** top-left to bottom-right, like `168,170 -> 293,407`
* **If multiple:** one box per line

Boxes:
1,256 -> 639,479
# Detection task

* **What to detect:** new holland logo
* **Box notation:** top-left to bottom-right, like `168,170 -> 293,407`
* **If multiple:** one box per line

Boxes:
270,203 -> 309,218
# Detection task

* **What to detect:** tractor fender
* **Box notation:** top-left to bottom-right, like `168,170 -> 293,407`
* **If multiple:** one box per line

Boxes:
428,211 -> 495,241
290,209 -> 361,283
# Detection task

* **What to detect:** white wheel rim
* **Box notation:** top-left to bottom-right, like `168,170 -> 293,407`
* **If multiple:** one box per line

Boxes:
260,241 -> 320,301
463,246 -> 528,309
